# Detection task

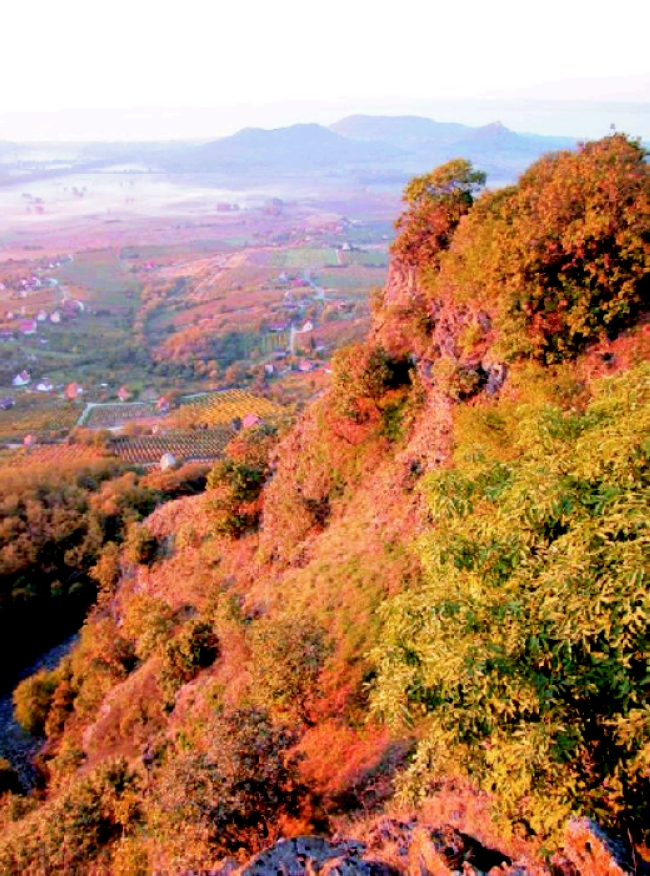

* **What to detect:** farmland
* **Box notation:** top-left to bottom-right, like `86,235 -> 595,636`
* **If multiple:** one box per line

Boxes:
112,427 -> 235,465
4,443 -> 112,469
0,171 -> 397,466
0,397 -> 82,443
81,402 -> 159,428
172,389 -> 286,428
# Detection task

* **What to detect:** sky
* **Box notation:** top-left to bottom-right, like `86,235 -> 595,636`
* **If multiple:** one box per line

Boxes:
1,0 -> 648,141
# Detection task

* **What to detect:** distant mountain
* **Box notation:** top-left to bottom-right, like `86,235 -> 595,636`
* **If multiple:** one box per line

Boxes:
329,114 -> 473,149
330,115 -> 577,185
0,116 -> 583,191
166,123 -> 404,174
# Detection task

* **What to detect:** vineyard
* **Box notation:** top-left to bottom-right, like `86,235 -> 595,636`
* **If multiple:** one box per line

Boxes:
81,402 -> 159,429
1,444 -> 112,470
0,401 -> 82,444
171,390 -> 285,428
111,427 -> 235,465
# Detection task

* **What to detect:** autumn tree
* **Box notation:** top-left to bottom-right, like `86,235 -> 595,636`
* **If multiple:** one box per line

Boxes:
248,614 -> 331,726
150,708 -> 306,865
454,134 -> 650,362
392,158 -> 486,275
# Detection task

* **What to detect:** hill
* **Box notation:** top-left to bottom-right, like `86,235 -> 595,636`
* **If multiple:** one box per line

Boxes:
0,135 -> 648,874
331,115 -> 577,185
165,122 -> 404,174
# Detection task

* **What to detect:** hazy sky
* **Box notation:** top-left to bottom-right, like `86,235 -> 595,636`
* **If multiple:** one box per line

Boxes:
1,0 -> 648,140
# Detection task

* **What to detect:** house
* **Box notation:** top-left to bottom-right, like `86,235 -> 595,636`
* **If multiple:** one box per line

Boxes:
36,310 -> 48,322
264,363 -> 275,376
117,386 -> 131,402
301,321 -> 314,333
36,378 -> 53,392
242,413 -> 261,429
19,319 -> 37,335
23,434 -> 38,448
0,397 -> 14,411
49,311 -> 62,324
269,322 -> 288,333
156,396 -> 170,414
297,359 -> 314,373
160,452 -> 178,471
12,370 -> 31,387
65,382 -> 83,401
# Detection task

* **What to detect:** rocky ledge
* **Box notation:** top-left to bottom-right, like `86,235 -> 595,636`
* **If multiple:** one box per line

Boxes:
170,817 -> 648,876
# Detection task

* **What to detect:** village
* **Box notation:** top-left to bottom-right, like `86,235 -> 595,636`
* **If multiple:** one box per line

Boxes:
0,208 -> 389,465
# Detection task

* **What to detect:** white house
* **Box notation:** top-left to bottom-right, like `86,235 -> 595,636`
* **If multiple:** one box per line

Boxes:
12,370 -> 31,387
36,378 -> 53,392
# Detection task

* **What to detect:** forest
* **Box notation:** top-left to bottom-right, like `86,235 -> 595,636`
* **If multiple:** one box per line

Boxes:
0,134 -> 648,875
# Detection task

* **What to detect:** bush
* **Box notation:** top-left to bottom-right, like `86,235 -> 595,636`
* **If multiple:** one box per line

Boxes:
13,669 -> 59,736
371,364 -> 650,841
151,708 -> 306,862
248,614 -> 331,726
159,620 -> 220,707
0,758 -> 21,795
124,522 -> 158,566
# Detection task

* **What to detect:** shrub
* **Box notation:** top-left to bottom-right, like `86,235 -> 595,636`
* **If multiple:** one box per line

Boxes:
0,758 -> 21,795
124,522 -> 158,566
13,668 -> 59,736
151,708 -> 306,862
159,620 -> 219,707
248,614 -> 332,726
371,364 -> 650,841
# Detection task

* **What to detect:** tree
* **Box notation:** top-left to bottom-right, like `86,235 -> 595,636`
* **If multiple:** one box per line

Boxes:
371,363 -> 650,840
392,158 -> 486,275
248,615 -> 331,726
468,134 -> 650,362
151,709 -> 305,864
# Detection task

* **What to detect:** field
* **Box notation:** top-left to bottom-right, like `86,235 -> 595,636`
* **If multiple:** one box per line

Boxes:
111,427 -> 235,465
0,175 -> 397,453
0,398 -> 83,443
81,402 -> 159,429
3,443 -> 112,469
172,389 -> 285,428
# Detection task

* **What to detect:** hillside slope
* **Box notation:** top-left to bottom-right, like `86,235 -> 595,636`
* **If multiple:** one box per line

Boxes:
0,134 -> 648,874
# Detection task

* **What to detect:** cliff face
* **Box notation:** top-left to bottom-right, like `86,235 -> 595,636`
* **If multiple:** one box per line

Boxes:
371,255 -> 506,409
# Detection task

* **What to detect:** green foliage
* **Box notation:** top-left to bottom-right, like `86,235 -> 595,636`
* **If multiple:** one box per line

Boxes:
0,757 -> 141,872
0,461 -> 163,681
331,343 -> 412,422
121,593 -> 174,661
248,614 -> 332,726
206,426 -> 278,537
436,135 -> 650,363
151,708 -> 305,862
89,540 -> 121,601
124,522 -> 158,566
392,158 -> 486,275
371,364 -> 650,839
0,758 -> 21,796
13,667 -> 60,736
159,620 -> 220,707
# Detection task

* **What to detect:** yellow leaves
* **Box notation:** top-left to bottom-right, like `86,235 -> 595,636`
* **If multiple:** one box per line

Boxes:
371,360 -> 650,837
